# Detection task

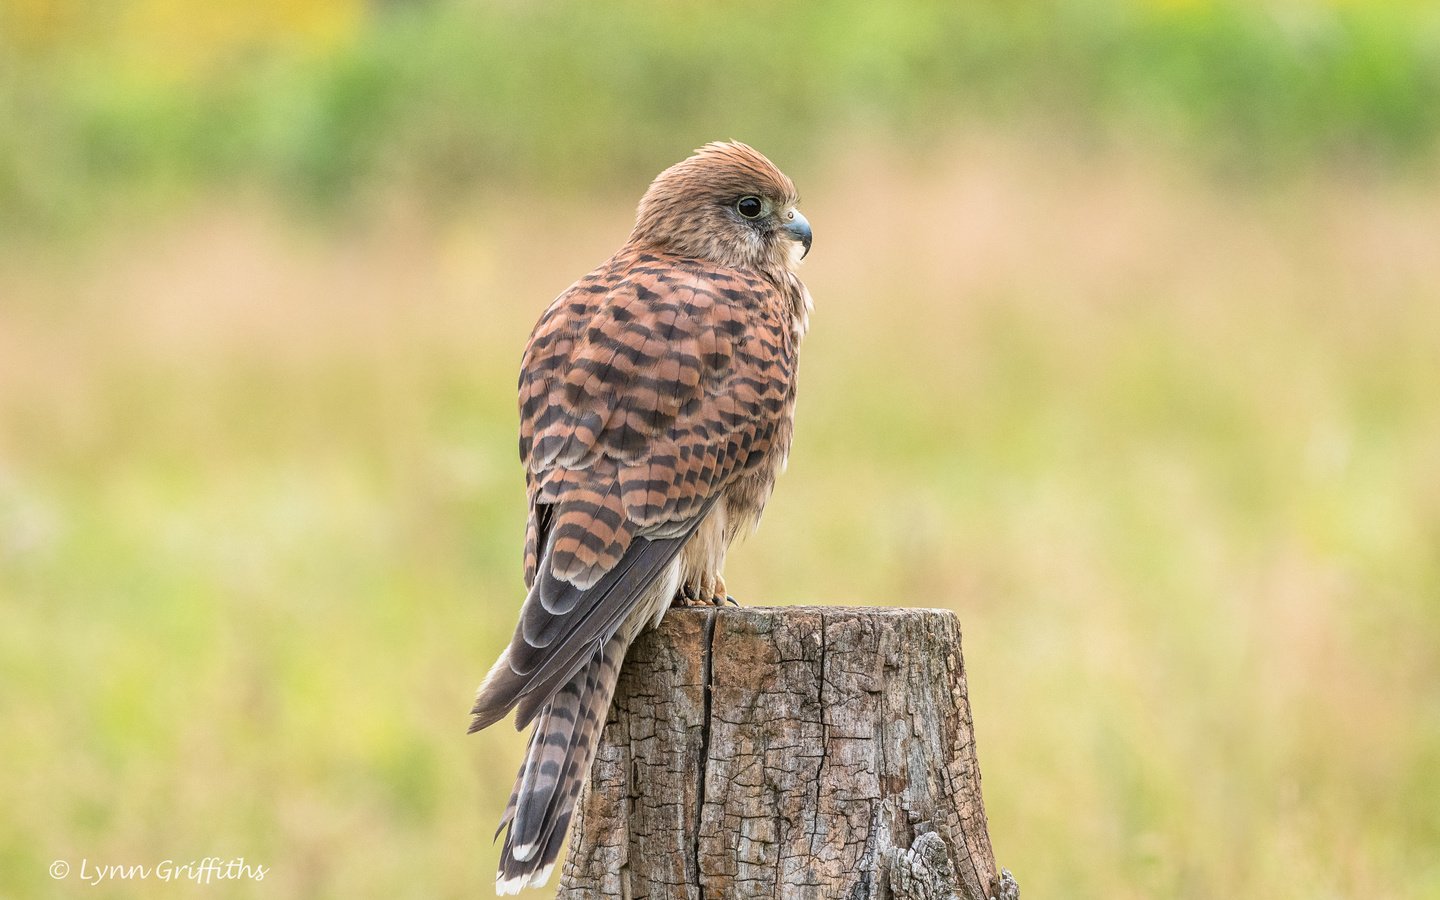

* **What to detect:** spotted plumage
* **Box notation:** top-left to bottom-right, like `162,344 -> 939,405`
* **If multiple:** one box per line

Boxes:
469,142 -> 814,895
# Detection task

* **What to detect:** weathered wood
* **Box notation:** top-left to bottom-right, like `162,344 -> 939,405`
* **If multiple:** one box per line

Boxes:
557,606 -> 1014,900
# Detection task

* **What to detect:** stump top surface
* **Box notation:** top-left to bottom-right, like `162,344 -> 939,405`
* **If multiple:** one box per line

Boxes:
663,604 -> 959,622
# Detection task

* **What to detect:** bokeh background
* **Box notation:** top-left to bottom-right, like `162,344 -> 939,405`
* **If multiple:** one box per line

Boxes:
4,0 -> 1440,896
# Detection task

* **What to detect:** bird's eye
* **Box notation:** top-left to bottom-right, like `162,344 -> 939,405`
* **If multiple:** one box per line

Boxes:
736,196 -> 764,219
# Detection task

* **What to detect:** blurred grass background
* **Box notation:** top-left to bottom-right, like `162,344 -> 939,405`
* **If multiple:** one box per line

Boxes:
3,0 -> 1439,897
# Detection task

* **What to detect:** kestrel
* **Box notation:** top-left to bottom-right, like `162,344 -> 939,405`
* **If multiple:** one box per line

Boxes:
468,142 -> 814,894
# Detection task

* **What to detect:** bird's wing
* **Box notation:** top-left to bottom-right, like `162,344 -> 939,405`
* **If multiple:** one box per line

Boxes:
471,250 -> 794,731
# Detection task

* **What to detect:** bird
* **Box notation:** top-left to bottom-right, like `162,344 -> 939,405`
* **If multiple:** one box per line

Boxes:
468,141 -> 814,895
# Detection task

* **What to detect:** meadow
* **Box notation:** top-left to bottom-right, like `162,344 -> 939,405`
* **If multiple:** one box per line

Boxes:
3,1 -> 1440,897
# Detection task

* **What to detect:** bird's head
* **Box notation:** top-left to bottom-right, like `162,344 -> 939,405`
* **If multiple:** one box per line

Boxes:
629,142 -> 812,276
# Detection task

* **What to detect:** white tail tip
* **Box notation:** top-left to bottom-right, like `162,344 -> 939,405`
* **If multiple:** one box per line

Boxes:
528,863 -> 554,889
495,861 -> 553,896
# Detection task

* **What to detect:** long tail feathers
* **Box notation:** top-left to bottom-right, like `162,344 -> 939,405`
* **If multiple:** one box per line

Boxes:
494,633 -> 628,895
473,526 -> 703,893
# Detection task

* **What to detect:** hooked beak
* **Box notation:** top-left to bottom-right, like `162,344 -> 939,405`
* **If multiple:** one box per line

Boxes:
783,208 -> 812,259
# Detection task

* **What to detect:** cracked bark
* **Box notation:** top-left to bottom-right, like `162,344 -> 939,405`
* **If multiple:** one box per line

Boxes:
556,606 -> 1012,900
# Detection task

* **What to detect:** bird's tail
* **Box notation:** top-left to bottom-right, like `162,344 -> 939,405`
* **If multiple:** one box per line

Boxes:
493,632 -> 629,896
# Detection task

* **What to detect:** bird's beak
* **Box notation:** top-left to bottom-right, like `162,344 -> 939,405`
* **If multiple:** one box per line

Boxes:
783,209 -> 813,259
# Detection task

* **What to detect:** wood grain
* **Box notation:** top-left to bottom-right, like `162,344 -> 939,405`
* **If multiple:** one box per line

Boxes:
557,606 -> 1011,900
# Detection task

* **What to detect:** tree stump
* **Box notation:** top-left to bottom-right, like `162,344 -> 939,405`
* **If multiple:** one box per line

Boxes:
556,606 -> 1015,900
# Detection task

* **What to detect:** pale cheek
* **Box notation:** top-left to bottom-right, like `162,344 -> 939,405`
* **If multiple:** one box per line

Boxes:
784,238 -> 808,269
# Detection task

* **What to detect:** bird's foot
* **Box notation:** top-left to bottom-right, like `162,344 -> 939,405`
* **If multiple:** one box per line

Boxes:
671,574 -> 736,608
671,583 -> 713,607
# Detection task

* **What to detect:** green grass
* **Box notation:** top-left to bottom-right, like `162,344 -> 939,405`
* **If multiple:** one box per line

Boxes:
6,0 -> 1440,232
2,137 -> 1439,896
